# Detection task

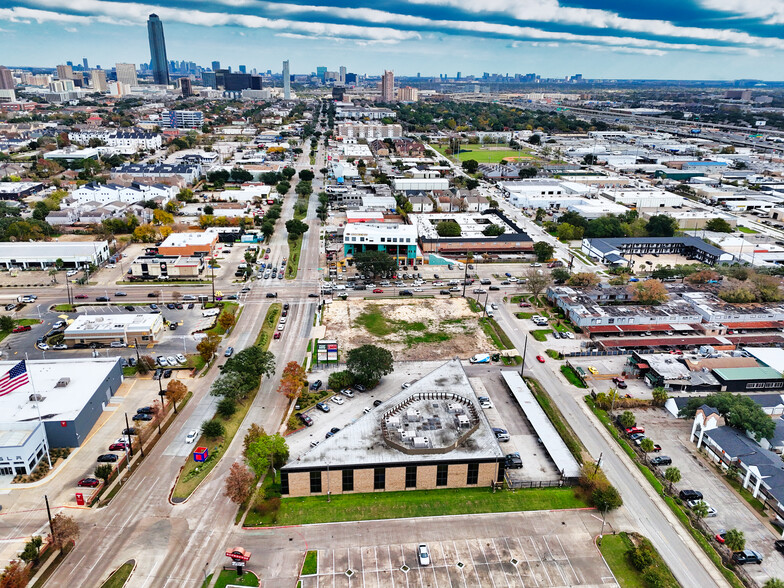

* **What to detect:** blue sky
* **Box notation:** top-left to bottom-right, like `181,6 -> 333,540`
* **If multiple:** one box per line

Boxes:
1,1 -> 783,79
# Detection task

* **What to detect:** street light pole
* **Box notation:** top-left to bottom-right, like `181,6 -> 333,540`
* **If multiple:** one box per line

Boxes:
519,334 -> 528,377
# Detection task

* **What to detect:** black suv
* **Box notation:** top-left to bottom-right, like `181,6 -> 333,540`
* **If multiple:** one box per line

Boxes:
679,489 -> 703,502
296,412 -> 313,427
310,380 -> 322,391
504,453 -> 523,469
650,455 -> 672,466
732,550 -> 763,565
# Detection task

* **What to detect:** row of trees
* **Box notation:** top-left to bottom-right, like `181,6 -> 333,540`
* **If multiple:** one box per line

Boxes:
549,210 -> 679,242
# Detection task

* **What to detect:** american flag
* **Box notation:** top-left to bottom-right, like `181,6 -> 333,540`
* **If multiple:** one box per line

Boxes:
0,361 -> 29,397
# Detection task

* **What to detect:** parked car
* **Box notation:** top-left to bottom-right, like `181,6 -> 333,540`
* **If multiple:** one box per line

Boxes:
732,550 -> 763,565
136,406 -> 154,414
132,413 -> 153,421
310,380 -> 322,391
78,477 -> 100,488
162,369 -> 172,378
536,355 -> 545,363
418,544 -> 431,566
225,346 -> 234,357
185,430 -> 198,443
12,325 -> 31,333
715,530 -> 726,544
650,455 -> 672,466
121,428 -> 136,436
340,388 -> 354,398
331,395 -> 344,405
296,412 -> 313,427
373,399 -> 383,407
679,489 -> 703,502
353,383 -> 367,392
493,427 -> 510,441
273,332 -> 281,339
587,366 -> 598,375
97,454 -> 119,463
505,453 -> 523,469
175,354 -> 187,364
53,344 -> 68,350
316,402 -> 330,413
109,442 -> 128,451
625,426 -> 645,435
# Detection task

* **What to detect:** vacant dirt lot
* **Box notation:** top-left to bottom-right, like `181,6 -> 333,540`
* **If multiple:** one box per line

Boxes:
323,297 -> 493,360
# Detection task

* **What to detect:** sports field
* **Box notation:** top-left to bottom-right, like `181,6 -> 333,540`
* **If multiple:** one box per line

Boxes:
432,143 -> 533,164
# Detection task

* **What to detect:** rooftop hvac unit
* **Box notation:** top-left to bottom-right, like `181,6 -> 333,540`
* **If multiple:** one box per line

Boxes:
413,436 -> 430,448
29,394 -> 45,402
402,430 -> 416,439
55,378 -> 70,388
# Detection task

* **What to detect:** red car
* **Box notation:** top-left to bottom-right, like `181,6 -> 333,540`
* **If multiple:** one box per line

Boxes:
77,478 -> 100,488
625,426 -> 645,435
11,325 -> 31,333
109,442 -> 128,451
536,355 -> 545,363
373,288 -> 383,293
273,332 -> 281,339
519,302 -> 531,307
715,531 -> 726,544
75,294 -> 88,299
652,444 -> 662,452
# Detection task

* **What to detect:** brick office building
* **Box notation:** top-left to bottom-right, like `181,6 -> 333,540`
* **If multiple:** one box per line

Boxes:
281,360 -> 505,497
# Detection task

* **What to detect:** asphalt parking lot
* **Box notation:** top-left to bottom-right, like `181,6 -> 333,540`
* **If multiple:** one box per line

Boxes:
632,409 -> 784,584
297,525 -> 613,587
568,356 -> 653,400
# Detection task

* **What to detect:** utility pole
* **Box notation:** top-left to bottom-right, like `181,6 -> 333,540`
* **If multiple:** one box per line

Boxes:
133,337 -> 141,363
44,495 -> 54,539
519,334 -> 528,377
124,412 -> 134,458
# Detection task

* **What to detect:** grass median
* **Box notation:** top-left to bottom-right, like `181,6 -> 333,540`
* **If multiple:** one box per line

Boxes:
561,365 -> 587,388
285,235 -> 303,280
244,486 -> 587,527
99,561 -> 134,588
255,303 -> 282,351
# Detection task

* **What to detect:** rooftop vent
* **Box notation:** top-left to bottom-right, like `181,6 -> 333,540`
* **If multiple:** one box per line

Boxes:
55,377 -> 70,388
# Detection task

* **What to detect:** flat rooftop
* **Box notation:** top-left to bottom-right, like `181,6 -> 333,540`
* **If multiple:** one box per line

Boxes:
284,359 -> 505,470
0,358 -> 120,423
65,313 -> 162,334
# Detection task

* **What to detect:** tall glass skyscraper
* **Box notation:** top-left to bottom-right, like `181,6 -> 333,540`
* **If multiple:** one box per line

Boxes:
147,14 -> 170,86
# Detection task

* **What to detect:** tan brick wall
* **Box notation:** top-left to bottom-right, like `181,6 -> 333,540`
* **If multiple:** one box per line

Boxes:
324,469 -> 341,495
415,465 -> 437,490
287,471 -> 311,497
385,467 -> 406,492
354,467 -> 375,493
447,463 -> 468,487
478,462 -> 498,487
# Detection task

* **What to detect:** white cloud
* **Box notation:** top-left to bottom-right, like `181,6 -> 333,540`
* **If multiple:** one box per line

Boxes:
697,0 -> 784,25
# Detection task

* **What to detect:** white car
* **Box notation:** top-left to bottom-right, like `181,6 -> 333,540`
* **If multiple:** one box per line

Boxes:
38,343 -> 50,350
418,544 -> 431,566
157,356 -> 168,366
66,270 -> 78,277
175,354 -> 187,364
331,395 -> 345,405
277,324 -> 285,331
167,356 -> 177,366
340,388 -> 354,398
279,317 -> 287,324
413,287 -> 423,292
185,430 -> 198,443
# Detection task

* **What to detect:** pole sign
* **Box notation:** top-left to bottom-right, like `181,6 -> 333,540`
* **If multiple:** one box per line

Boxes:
317,339 -> 338,363
225,549 -> 251,562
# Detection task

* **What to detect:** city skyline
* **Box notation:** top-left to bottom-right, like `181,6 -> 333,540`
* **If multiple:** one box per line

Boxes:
1,1 -> 783,79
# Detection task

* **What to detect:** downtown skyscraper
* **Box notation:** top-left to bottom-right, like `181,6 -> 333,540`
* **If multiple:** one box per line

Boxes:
147,13 -> 170,86
282,60 -> 290,100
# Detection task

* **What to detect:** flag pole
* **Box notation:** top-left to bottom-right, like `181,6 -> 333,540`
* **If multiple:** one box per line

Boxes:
25,353 -> 52,469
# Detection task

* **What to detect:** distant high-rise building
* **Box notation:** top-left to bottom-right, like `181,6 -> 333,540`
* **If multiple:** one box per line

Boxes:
179,77 -> 193,97
381,70 -> 394,102
56,64 -> 74,80
83,58 -> 89,70
91,69 -> 107,92
457,71 -> 461,79
332,87 -> 345,101
398,86 -> 418,102
211,61 -> 220,72
339,66 -> 346,85
282,60 -> 290,100
0,67 -> 14,90
115,63 -> 138,87
147,13 -> 170,85
239,65 -> 246,73
67,61 -> 73,67
316,66 -> 327,83
345,72 -> 357,85
202,71 -> 217,89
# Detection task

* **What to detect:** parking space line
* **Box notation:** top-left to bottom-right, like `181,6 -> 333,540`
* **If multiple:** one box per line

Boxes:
514,537 -> 539,587
489,538 -> 511,588
554,535 -> 579,585
474,538 -> 497,588
529,538 -> 551,586
543,537 -> 567,585
401,545 -> 409,588
386,545 -> 395,588
463,539 -> 483,588
374,546 -> 380,587
502,538 -> 526,587
360,546 -> 366,588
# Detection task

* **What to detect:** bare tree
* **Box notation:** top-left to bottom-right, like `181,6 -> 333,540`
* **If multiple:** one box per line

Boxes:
49,513 -> 79,552
524,267 -> 552,303
224,462 -> 255,505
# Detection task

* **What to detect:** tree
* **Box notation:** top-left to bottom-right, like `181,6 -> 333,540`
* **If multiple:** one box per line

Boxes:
591,486 -> 623,512
211,371 -> 255,402
640,438 -> 655,462
166,380 -> 188,412
436,220 -> 461,237
763,580 -> 784,588
705,218 -> 733,233
285,219 -> 309,239
223,347 -> 275,380
327,370 -> 355,391
466,178 -> 480,191
19,536 -> 42,566
524,267 -> 552,301
556,222 -> 584,242
203,205 -> 214,215
281,166 -> 297,180
224,462 -> 255,505
196,332 -> 221,362
619,411 -> 636,429
461,159 -> 479,174
646,214 -> 678,238
218,310 -> 236,331
535,208 -> 546,222
217,397 -> 237,418
567,272 -> 600,288
679,392 -> 775,441
551,268 -> 570,283
299,169 -> 314,181
152,209 -> 174,225
246,432 -> 289,476
49,513 -> 79,552
346,344 -> 394,386
177,188 -> 194,201
582,154 -> 598,165
664,466 -> 681,493
532,241 -> 555,262
94,463 -> 113,482
275,182 -> 290,196
628,279 -> 669,305
0,316 -> 14,332
171,290 -> 182,302
278,361 -> 307,400
201,419 -> 225,439
724,528 -> 745,552
353,250 -> 396,278
691,500 -> 709,519
243,423 -> 266,458
482,224 -> 505,236
651,386 -> 668,407
0,560 -> 29,588
685,270 -> 720,285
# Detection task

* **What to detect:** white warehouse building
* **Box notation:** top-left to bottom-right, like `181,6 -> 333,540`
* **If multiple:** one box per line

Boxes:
70,182 -> 176,205
0,241 -> 110,269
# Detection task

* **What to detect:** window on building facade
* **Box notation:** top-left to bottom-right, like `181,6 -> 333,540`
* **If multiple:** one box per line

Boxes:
342,469 -> 354,492
405,466 -> 417,488
436,464 -> 449,486
374,467 -> 385,490
310,470 -> 322,493
281,472 -> 289,495
466,463 -> 479,485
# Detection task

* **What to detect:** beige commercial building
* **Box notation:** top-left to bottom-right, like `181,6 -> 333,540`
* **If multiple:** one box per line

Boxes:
64,314 -> 164,346
281,360 -> 504,497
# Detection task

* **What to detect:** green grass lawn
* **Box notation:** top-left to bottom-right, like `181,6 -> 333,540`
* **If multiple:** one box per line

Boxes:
561,365 -> 587,388
432,143 -> 533,163
301,550 -> 318,575
245,487 -> 586,527
737,226 -> 759,234
353,304 -> 454,347
599,534 -> 644,588
205,302 -> 239,336
531,329 -> 552,342
209,570 -> 259,588
286,235 -> 303,280
480,317 -> 514,349
100,561 -> 134,588
255,303 -> 282,351
52,304 -> 76,312
0,318 -> 42,343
